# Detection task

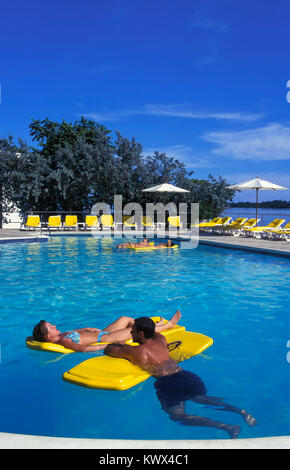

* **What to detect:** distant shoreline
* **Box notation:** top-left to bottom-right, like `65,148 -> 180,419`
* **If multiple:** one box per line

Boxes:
229,200 -> 290,209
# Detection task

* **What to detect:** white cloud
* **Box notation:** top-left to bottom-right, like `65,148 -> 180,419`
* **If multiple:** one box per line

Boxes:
83,104 -> 262,123
142,144 -> 212,169
204,123 -> 290,161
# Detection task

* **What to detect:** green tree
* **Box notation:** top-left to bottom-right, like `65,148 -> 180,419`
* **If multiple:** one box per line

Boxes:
0,137 -> 49,217
185,174 -> 235,219
1,119 -> 236,224
114,131 -> 145,205
28,117 -> 115,211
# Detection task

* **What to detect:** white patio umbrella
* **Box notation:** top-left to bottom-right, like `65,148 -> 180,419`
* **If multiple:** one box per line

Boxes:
227,177 -> 289,224
142,183 -> 190,206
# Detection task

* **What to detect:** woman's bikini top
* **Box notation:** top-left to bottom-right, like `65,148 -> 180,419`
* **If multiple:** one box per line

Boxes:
65,331 -> 81,344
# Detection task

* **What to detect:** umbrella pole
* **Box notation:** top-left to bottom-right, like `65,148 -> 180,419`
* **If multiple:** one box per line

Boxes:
256,188 -> 258,225
164,192 -> 167,228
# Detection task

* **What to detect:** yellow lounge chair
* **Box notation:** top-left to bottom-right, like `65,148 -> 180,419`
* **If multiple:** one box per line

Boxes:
101,214 -> 115,230
85,215 -> 100,230
23,215 -> 40,230
191,217 -> 223,228
243,218 -> 286,238
47,215 -> 62,230
141,216 -> 156,230
214,217 -> 248,234
225,218 -> 260,236
200,216 -> 232,232
263,221 -> 290,240
168,216 -> 184,229
63,215 -> 78,230
123,215 -> 137,230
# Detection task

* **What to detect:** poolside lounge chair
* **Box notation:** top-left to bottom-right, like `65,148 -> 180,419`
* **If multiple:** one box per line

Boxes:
47,215 -> 62,230
122,215 -> 137,230
262,221 -> 290,240
225,218 -> 261,237
85,215 -> 100,230
141,216 -> 156,230
191,217 -> 223,228
243,218 -> 286,239
213,217 -> 248,234
100,214 -> 115,230
168,216 -> 184,229
22,215 -> 40,231
200,216 -> 232,233
63,215 -> 78,230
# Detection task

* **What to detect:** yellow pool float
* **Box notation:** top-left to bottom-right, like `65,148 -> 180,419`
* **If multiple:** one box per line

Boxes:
128,244 -> 179,250
26,317 -> 213,391
63,322 -> 213,390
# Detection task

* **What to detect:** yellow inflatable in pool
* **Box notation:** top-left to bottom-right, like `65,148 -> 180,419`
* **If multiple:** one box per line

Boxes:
63,324 -> 213,390
26,317 -> 213,391
128,244 -> 179,250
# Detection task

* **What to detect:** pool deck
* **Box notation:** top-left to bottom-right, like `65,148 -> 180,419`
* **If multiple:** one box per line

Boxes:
0,432 -> 290,449
1,228 -> 290,258
1,228 -> 290,449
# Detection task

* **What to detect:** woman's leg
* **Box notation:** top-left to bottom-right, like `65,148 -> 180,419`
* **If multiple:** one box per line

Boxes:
155,310 -> 181,332
98,326 -> 133,343
103,316 -> 135,333
100,310 -> 181,343
104,310 -> 181,334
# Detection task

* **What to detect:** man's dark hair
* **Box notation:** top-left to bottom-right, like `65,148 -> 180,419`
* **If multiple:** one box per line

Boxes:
33,320 -> 48,342
134,317 -> 155,339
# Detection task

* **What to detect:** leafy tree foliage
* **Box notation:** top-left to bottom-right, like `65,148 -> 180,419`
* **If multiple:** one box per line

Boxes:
0,117 -> 236,224
28,117 -> 116,211
185,175 -> 236,219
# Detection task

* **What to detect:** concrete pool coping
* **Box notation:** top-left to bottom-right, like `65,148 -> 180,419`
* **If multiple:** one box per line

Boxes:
0,432 -> 290,449
1,229 -> 290,449
1,228 -> 290,258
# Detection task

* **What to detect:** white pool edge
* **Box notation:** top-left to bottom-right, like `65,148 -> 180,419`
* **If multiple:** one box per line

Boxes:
0,433 -> 290,449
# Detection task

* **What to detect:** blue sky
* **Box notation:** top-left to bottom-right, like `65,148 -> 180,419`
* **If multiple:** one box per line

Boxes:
1,0 -> 290,202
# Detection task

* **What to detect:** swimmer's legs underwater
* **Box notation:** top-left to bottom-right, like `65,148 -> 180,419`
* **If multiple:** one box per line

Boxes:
162,402 -> 240,439
161,397 -> 256,439
192,395 -> 257,427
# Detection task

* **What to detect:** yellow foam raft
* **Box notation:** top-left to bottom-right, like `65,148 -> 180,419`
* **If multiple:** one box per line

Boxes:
128,244 -> 179,250
26,337 -> 103,354
62,324 -> 213,391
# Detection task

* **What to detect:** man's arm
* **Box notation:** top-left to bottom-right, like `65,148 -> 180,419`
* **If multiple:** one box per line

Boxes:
104,343 -> 140,364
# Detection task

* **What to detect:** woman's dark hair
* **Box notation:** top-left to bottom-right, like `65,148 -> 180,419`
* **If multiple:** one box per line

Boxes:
33,320 -> 48,342
134,317 -> 155,339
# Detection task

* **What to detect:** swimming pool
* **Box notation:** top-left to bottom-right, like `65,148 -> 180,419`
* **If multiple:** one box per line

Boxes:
0,235 -> 290,440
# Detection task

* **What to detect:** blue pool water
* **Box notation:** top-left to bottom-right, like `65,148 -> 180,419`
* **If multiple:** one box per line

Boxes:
0,235 -> 290,440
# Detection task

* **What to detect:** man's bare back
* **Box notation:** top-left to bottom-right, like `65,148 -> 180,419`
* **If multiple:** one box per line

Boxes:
104,311 -> 182,377
125,333 -> 181,377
